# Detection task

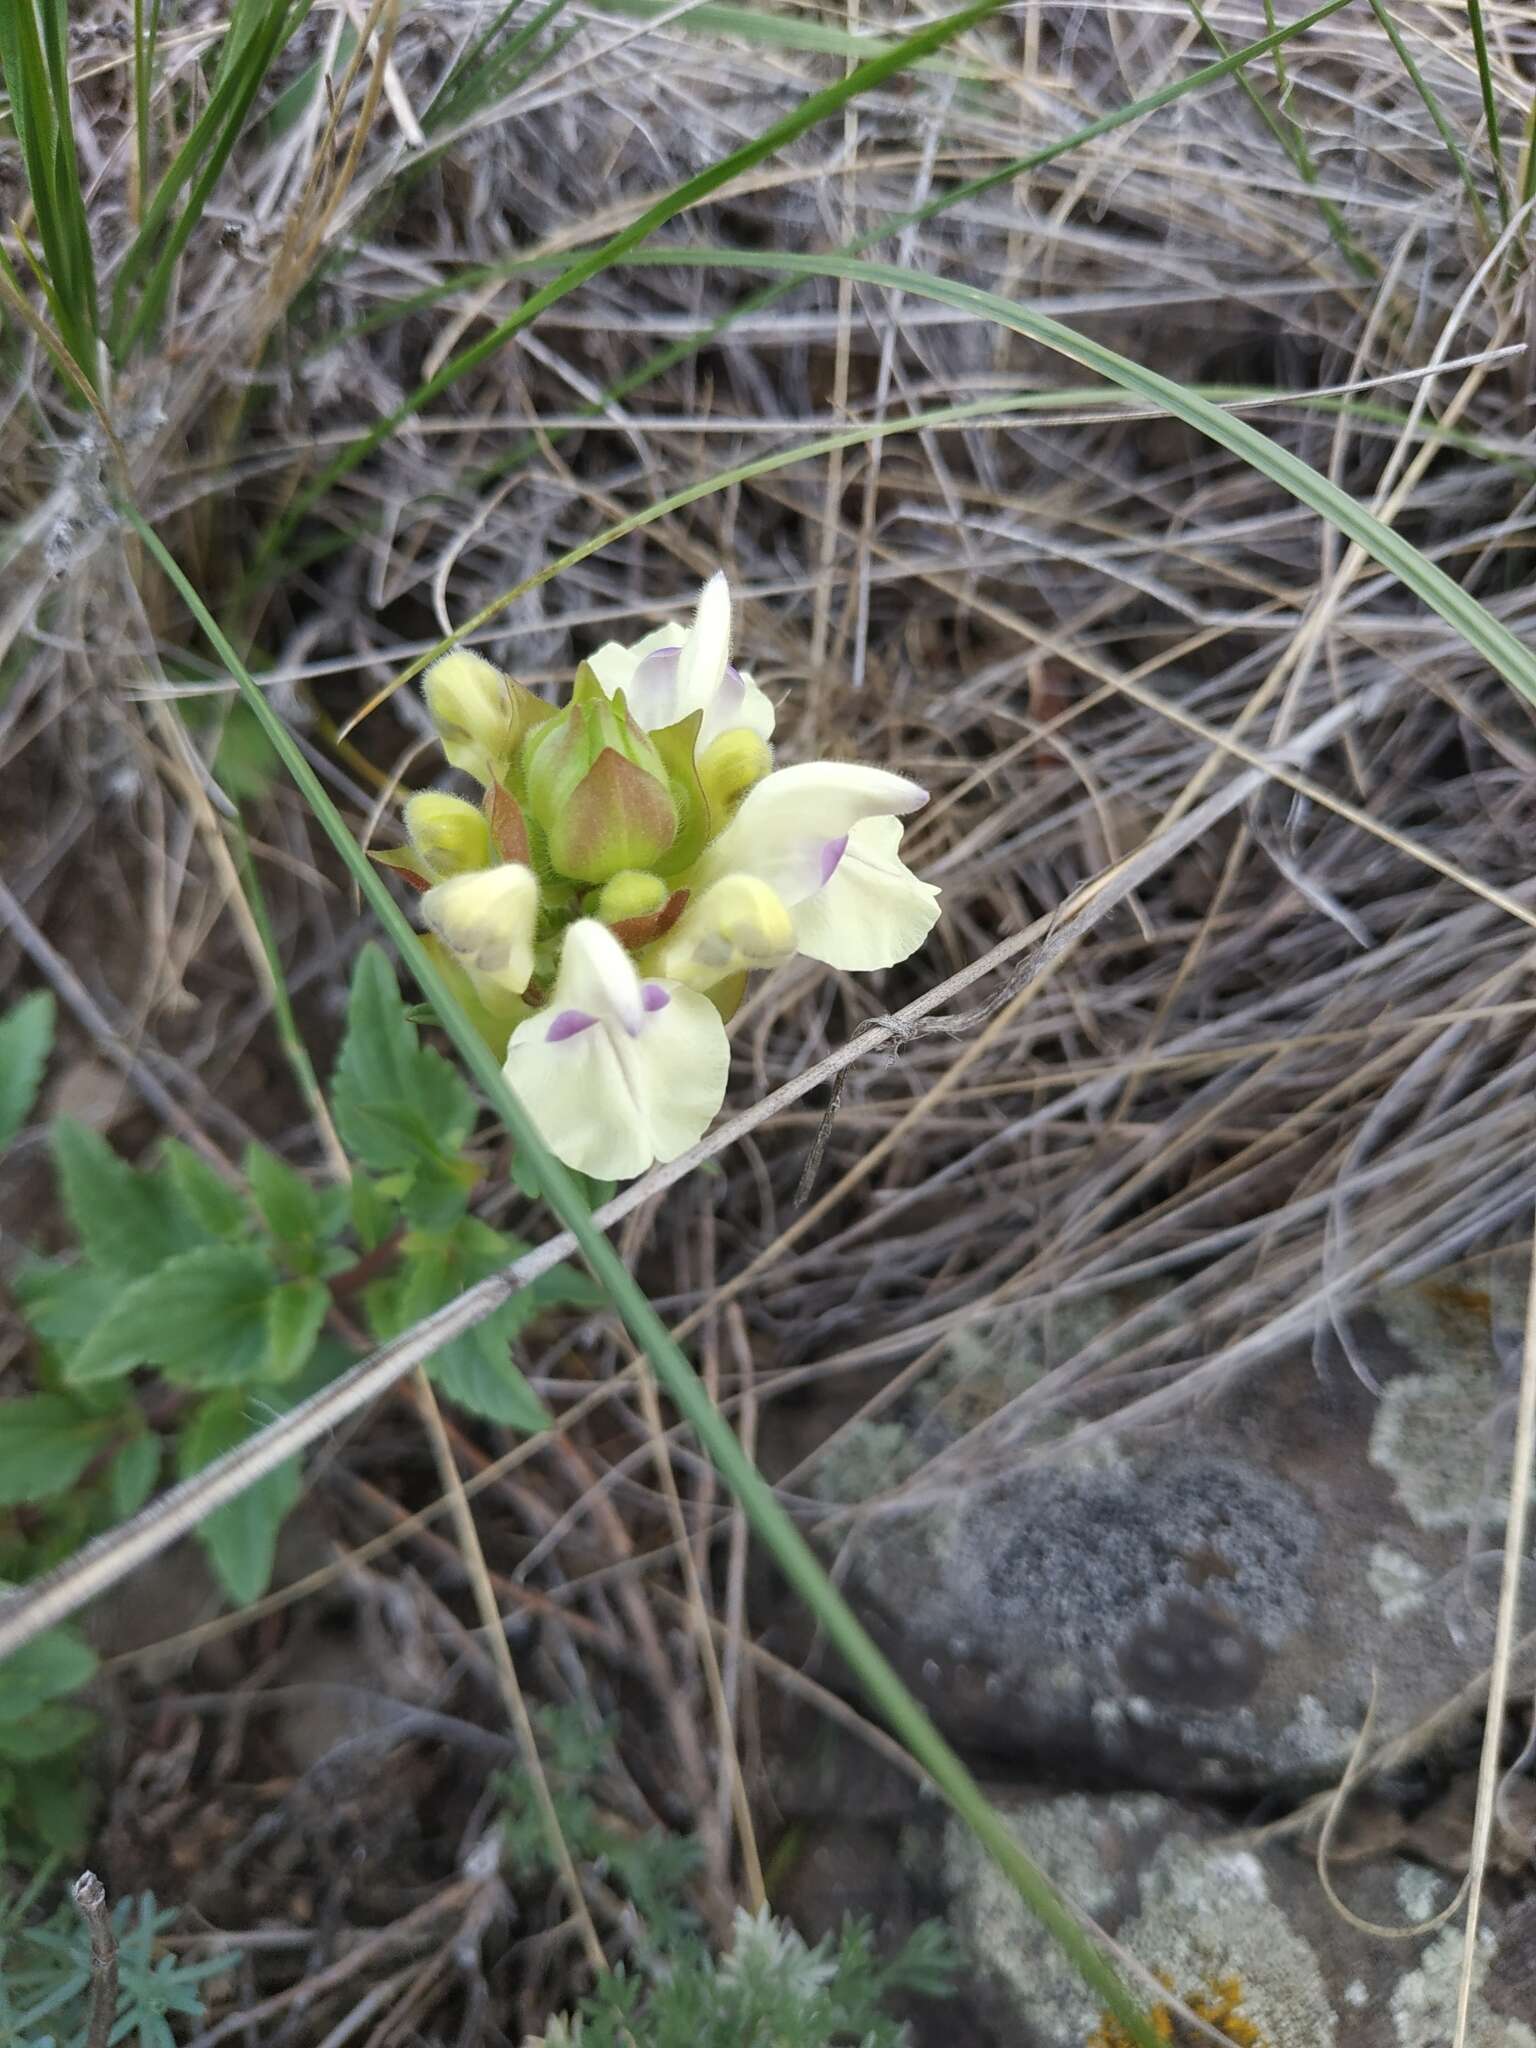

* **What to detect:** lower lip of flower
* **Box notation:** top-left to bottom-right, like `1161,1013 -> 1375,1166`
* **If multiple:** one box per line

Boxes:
642,984 -> 670,1012
819,835 -> 849,885
547,1009 -> 597,1041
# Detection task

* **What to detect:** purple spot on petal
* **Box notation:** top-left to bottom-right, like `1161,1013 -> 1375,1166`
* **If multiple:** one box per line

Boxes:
819,835 -> 848,886
547,1009 -> 596,1041
641,984 -> 670,1013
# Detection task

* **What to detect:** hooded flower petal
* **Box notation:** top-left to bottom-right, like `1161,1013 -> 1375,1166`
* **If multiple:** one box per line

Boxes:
503,920 -> 730,1179
694,761 -> 927,904
586,574 -> 775,751
784,814 -> 940,970
422,864 -> 538,1000
691,763 -> 936,971
585,622 -> 682,702
650,874 -> 797,991
674,569 -> 732,716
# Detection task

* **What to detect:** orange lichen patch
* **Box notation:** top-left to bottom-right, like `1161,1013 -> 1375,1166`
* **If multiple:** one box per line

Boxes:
1419,1278 -> 1491,1323
1088,1972 -> 1264,2048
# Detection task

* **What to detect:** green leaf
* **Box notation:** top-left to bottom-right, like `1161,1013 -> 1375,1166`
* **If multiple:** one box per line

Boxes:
367,1219 -> 549,1431
13,1255 -> 121,1354
15,1755 -> 95,1852
0,1395 -> 111,1505
0,989 -> 54,1146
160,1140 -> 249,1241
262,1276 -> 329,1382
533,1262 -> 608,1313
246,1142 -> 345,1250
331,944 -> 476,1180
178,1391 -> 300,1605
0,1489 -> 97,1580
430,1328 -> 549,1431
350,1169 -> 396,1251
51,1119 -> 202,1277
650,709 -> 711,876
0,1623 -> 96,1724
67,1244 -> 279,1385
213,698 -> 280,801
401,1149 -> 481,1228
0,1702 -> 95,1760
572,1172 -> 618,1215
108,1432 -> 162,1518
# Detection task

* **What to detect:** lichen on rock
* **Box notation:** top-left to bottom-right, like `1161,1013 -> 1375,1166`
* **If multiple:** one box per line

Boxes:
1389,1926 -> 1536,2048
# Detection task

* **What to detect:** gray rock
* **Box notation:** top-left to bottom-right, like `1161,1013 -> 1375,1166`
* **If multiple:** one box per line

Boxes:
936,1788 -> 1536,2047
831,1260 -> 1526,1790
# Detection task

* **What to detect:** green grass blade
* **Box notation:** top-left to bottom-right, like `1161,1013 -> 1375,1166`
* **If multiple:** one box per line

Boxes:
368,363 -> 1536,726
1466,0 -> 1511,226
0,0 -> 100,382
227,813 -> 338,1148
1182,0 -> 1374,279
122,502 -> 1163,2048
1363,0 -> 1493,245
626,245 -> 1536,708
550,0 -> 983,65
244,0 -> 1008,584
244,366 -> 1535,741
133,0 -> 166,206
37,0 -> 99,334
368,0 -> 575,221
298,0 -> 1360,498
0,238 -> 99,404
111,0 -> 311,356
424,0 -> 569,131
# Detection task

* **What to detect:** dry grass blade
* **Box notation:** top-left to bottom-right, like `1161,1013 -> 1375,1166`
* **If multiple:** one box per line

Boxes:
412,1369 -> 607,1976
1451,1220 -> 1536,2045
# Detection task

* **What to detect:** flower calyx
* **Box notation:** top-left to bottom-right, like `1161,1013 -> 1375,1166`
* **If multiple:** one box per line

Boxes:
521,664 -> 678,883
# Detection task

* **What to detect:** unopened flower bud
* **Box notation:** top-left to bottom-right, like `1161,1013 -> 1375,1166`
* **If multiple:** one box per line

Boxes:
424,652 -> 553,784
596,871 -> 669,925
523,666 -> 678,884
404,791 -> 493,880
422,864 -> 538,1004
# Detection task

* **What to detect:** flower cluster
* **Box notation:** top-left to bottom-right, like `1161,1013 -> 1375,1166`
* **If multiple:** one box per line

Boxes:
388,574 -> 940,1179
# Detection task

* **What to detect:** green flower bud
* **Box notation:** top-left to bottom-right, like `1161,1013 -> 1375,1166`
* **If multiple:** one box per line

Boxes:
596,871 -> 669,925
523,665 -> 678,884
404,791 -> 493,880
424,651 -> 554,785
